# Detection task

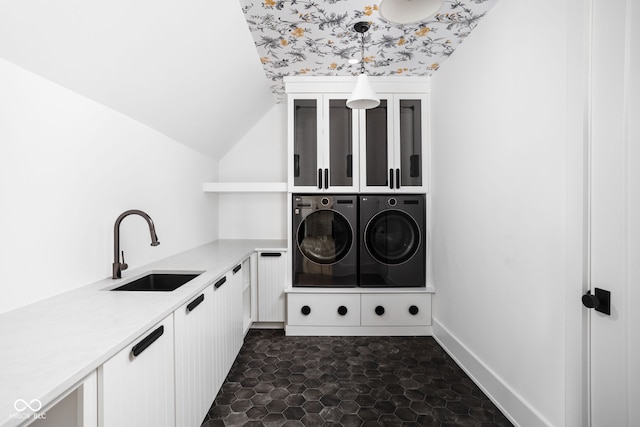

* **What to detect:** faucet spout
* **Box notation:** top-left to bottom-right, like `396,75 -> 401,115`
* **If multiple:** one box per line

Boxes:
112,209 -> 160,279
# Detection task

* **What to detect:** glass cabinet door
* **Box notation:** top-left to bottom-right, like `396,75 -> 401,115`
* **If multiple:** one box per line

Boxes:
398,99 -> 423,188
361,95 -> 426,192
293,98 -> 318,188
362,98 -> 391,189
327,99 -> 355,188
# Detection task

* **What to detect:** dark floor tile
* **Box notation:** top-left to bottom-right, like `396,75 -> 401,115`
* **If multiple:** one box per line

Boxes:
202,329 -> 513,427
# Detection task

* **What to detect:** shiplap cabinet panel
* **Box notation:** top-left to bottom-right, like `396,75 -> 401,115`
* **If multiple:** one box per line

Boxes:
99,316 -> 175,427
212,265 -> 244,388
174,286 -> 215,427
257,252 -> 286,322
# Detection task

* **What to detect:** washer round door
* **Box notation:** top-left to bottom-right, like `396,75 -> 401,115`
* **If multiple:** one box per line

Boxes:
364,210 -> 420,265
297,210 -> 353,265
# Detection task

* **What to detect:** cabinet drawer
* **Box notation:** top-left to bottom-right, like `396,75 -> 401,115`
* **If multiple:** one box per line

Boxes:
288,293 -> 360,326
361,293 -> 431,326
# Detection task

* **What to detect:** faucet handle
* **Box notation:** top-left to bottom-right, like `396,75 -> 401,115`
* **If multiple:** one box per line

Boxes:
121,250 -> 128,271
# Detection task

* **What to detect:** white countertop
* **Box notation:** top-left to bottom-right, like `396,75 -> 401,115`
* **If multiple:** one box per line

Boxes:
0,239 -> 286,427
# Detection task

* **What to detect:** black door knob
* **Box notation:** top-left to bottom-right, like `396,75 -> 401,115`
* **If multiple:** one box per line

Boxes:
337,306 -> 348,316
409,305 -> 419,315
582,291 -> 600,309
375,305 -> 385,316
301,305 -> 311,316
582,288 -> 611,315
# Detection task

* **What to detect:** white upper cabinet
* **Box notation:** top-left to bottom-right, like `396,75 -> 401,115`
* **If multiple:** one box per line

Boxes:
285,76 -> 429,194
288,93 -> 359,192
359,94 -> 428,193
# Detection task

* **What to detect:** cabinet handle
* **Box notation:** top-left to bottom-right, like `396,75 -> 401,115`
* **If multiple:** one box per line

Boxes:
409,305 -> 419,315
324,169 -> 329,189
389,169 -> 394,189
301,305 -> 311,315
294,154 -> 300,178
318,169 -> 323,189
396,168 -> 401,189
186,294 -> 205,312
346,154 -> 352,178
214,276 -> 227,289
375,305 -> 385,316
233,264 -> 242,274
261,252 -> 282,257
131,325 -> 164,357
337,305 -> 348,316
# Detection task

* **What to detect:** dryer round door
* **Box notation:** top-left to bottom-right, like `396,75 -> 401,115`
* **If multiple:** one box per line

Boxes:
297,210 -> 353,265
364,210 -> 420,265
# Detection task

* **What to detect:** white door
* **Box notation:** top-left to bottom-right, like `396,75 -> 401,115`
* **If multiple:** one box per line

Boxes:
586,0 -> 640,425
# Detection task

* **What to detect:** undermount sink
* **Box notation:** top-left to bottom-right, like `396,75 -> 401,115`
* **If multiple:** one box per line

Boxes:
112,273 -> 201,292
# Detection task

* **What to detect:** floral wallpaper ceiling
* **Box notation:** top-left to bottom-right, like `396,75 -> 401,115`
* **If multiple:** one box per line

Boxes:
239,0 -> 500,101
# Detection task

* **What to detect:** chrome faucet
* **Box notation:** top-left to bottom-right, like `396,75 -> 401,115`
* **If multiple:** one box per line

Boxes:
112,210 -> 160,279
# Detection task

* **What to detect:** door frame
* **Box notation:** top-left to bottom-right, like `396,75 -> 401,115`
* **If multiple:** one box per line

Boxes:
564,0 -> 592,425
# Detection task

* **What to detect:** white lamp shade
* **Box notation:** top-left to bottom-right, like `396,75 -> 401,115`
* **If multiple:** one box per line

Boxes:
346,74 -> 380,110
379,0 -> 444,24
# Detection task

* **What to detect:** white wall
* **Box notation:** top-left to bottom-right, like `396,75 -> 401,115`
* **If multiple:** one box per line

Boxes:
0,58 -> 219,315
217,103 -> 286,239
430,0 -> 576,425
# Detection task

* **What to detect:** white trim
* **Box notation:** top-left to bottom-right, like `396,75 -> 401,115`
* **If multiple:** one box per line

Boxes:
564,0 -> 592,425
433,318 -> 553,427
284,76 -> 431,94
285,325 -> 432,336
284,286 -> 435,294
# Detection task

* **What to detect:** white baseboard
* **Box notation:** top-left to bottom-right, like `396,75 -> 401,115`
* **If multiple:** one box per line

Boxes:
285,325 -> 433,336
432,318 -> 552,427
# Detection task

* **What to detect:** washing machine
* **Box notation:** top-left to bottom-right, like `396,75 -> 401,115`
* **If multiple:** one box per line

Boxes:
293,194 -> 358,287
359,194 -> 426,287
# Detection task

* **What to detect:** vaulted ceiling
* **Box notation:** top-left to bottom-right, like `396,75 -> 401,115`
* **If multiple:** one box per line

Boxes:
0,0 -> 499,158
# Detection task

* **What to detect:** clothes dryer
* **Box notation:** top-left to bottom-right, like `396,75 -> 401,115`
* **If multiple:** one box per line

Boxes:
359,194 -> 426,287
293,194 -> 358,287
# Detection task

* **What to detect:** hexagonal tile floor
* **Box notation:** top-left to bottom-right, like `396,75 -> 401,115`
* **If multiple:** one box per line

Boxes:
201,330 -> 513,426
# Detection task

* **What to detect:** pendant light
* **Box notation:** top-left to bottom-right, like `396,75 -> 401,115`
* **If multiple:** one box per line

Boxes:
379,0 -> 444,25
346,22 -> 380,110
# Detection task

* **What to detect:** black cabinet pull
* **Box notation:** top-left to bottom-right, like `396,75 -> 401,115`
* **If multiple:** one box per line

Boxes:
375,305 -> 385,316
324,168 -> 329,189
301,305 -> 311,316
396,168 -> 401,189
318,169 -> 323,189
389,169 -> 394,189
186,294 -> 205,313
346,154 -> 352,178
261,252 -> 282,257
293,154 -> 300,178
131,325 -> 164,357
214,276 -> 227,289
337,305 -> 348,316
233,264 -> 242,274
409,305 -> 419,315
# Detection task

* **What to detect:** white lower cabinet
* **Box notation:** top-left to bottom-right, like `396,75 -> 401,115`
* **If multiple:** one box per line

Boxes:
288,293 -> 360,326
286,291 -> 433,336
211,265 -> 243,388
99,315 -> 175,427
257,251 -> 286,322
174,286 -> 215,427
361,293 -> 431,326
242,254 -> 257,334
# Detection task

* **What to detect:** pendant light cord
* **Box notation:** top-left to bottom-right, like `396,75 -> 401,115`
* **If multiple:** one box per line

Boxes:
360,31 -> 366,74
